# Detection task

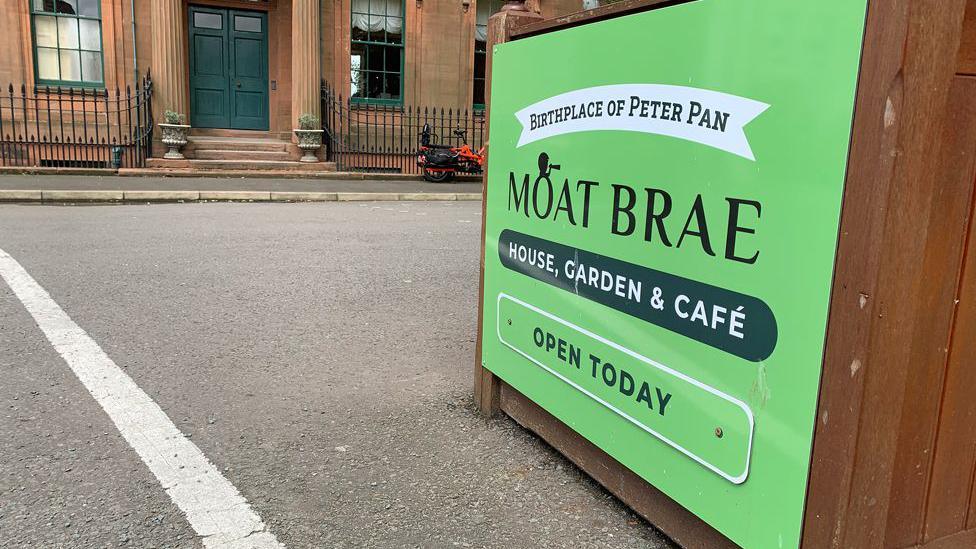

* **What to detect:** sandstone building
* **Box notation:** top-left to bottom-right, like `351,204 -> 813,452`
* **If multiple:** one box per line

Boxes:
0,0 -> 579,169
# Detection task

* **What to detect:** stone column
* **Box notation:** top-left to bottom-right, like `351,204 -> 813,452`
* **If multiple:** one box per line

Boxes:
291,0 -> 321,126
150,0 -> 189,117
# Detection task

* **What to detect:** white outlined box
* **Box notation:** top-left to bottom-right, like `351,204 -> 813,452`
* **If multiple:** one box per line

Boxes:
496,292 -> 755,484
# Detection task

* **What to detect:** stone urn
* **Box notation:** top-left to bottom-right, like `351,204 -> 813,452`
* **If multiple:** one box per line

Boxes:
293,128 -> 323,163
159,123 -> 190,159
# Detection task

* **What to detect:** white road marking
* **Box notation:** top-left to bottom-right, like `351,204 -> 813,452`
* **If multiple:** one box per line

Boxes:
0,248 -> 284,549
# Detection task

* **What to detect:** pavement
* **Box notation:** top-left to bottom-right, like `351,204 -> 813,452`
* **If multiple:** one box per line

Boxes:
0,175 -> 483,203
0,175 -> 482,194
0,201 -> 675,549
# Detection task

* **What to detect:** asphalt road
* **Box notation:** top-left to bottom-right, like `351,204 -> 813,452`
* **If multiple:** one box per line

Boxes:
0,201 -> 674,548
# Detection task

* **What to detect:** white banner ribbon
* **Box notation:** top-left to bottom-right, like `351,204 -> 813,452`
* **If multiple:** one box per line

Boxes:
514,84 -> 770,161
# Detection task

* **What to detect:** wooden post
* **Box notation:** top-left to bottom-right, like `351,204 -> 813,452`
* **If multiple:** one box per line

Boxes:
802,1 -> 974,547
474,2 -> 542,418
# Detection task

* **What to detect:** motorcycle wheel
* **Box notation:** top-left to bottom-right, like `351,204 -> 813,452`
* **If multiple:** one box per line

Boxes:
423,168 -> 454,183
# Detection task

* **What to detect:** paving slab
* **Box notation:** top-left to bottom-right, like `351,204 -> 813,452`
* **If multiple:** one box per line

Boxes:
335,192 -> 402,202
270,191 -> 339,202
198,190 -> 272,201
0,189 -> 43,201
399,192 -> 457,201
123,190 -> 201,201
41,190 -> 124,201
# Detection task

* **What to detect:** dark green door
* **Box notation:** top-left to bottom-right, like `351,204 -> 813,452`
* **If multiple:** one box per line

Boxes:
188,6 -> 268,130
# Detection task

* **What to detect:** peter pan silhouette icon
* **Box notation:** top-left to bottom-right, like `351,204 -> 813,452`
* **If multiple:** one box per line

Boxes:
536,152 -> 561,187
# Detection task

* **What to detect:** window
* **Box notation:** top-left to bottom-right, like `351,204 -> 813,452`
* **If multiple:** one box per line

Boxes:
193,12 -> 222,30
474,0 -> 504,109
234,15 -> 262,33
351,0 -> 404,104
30,0 -> 104,87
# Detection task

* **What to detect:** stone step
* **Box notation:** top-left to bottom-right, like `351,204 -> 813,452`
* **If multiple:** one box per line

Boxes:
188,159 -> 333,171
120,166 -> 361,179
147,158 -> 336,172
191,149 -> 293,161
188,129 -> 275,138
185,137 -> 290,153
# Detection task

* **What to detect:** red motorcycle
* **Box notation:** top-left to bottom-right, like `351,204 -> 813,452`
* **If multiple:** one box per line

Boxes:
416,123 -> 485,183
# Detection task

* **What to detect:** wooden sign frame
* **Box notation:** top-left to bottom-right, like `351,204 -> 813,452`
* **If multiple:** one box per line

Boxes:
475,0 -> 976,547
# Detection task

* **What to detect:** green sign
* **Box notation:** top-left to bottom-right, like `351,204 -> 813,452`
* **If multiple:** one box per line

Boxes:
481,2 -> 868,547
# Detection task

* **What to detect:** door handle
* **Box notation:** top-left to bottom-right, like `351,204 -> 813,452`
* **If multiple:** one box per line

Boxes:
236,81 -> 241,88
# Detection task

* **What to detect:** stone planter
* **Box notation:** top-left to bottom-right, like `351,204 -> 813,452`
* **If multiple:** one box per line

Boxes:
294,128 -> 323,163
159,123 -> 190,160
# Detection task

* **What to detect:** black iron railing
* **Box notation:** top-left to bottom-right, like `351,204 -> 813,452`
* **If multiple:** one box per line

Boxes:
322,83 -> 486,174
0,75 -> 153,169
